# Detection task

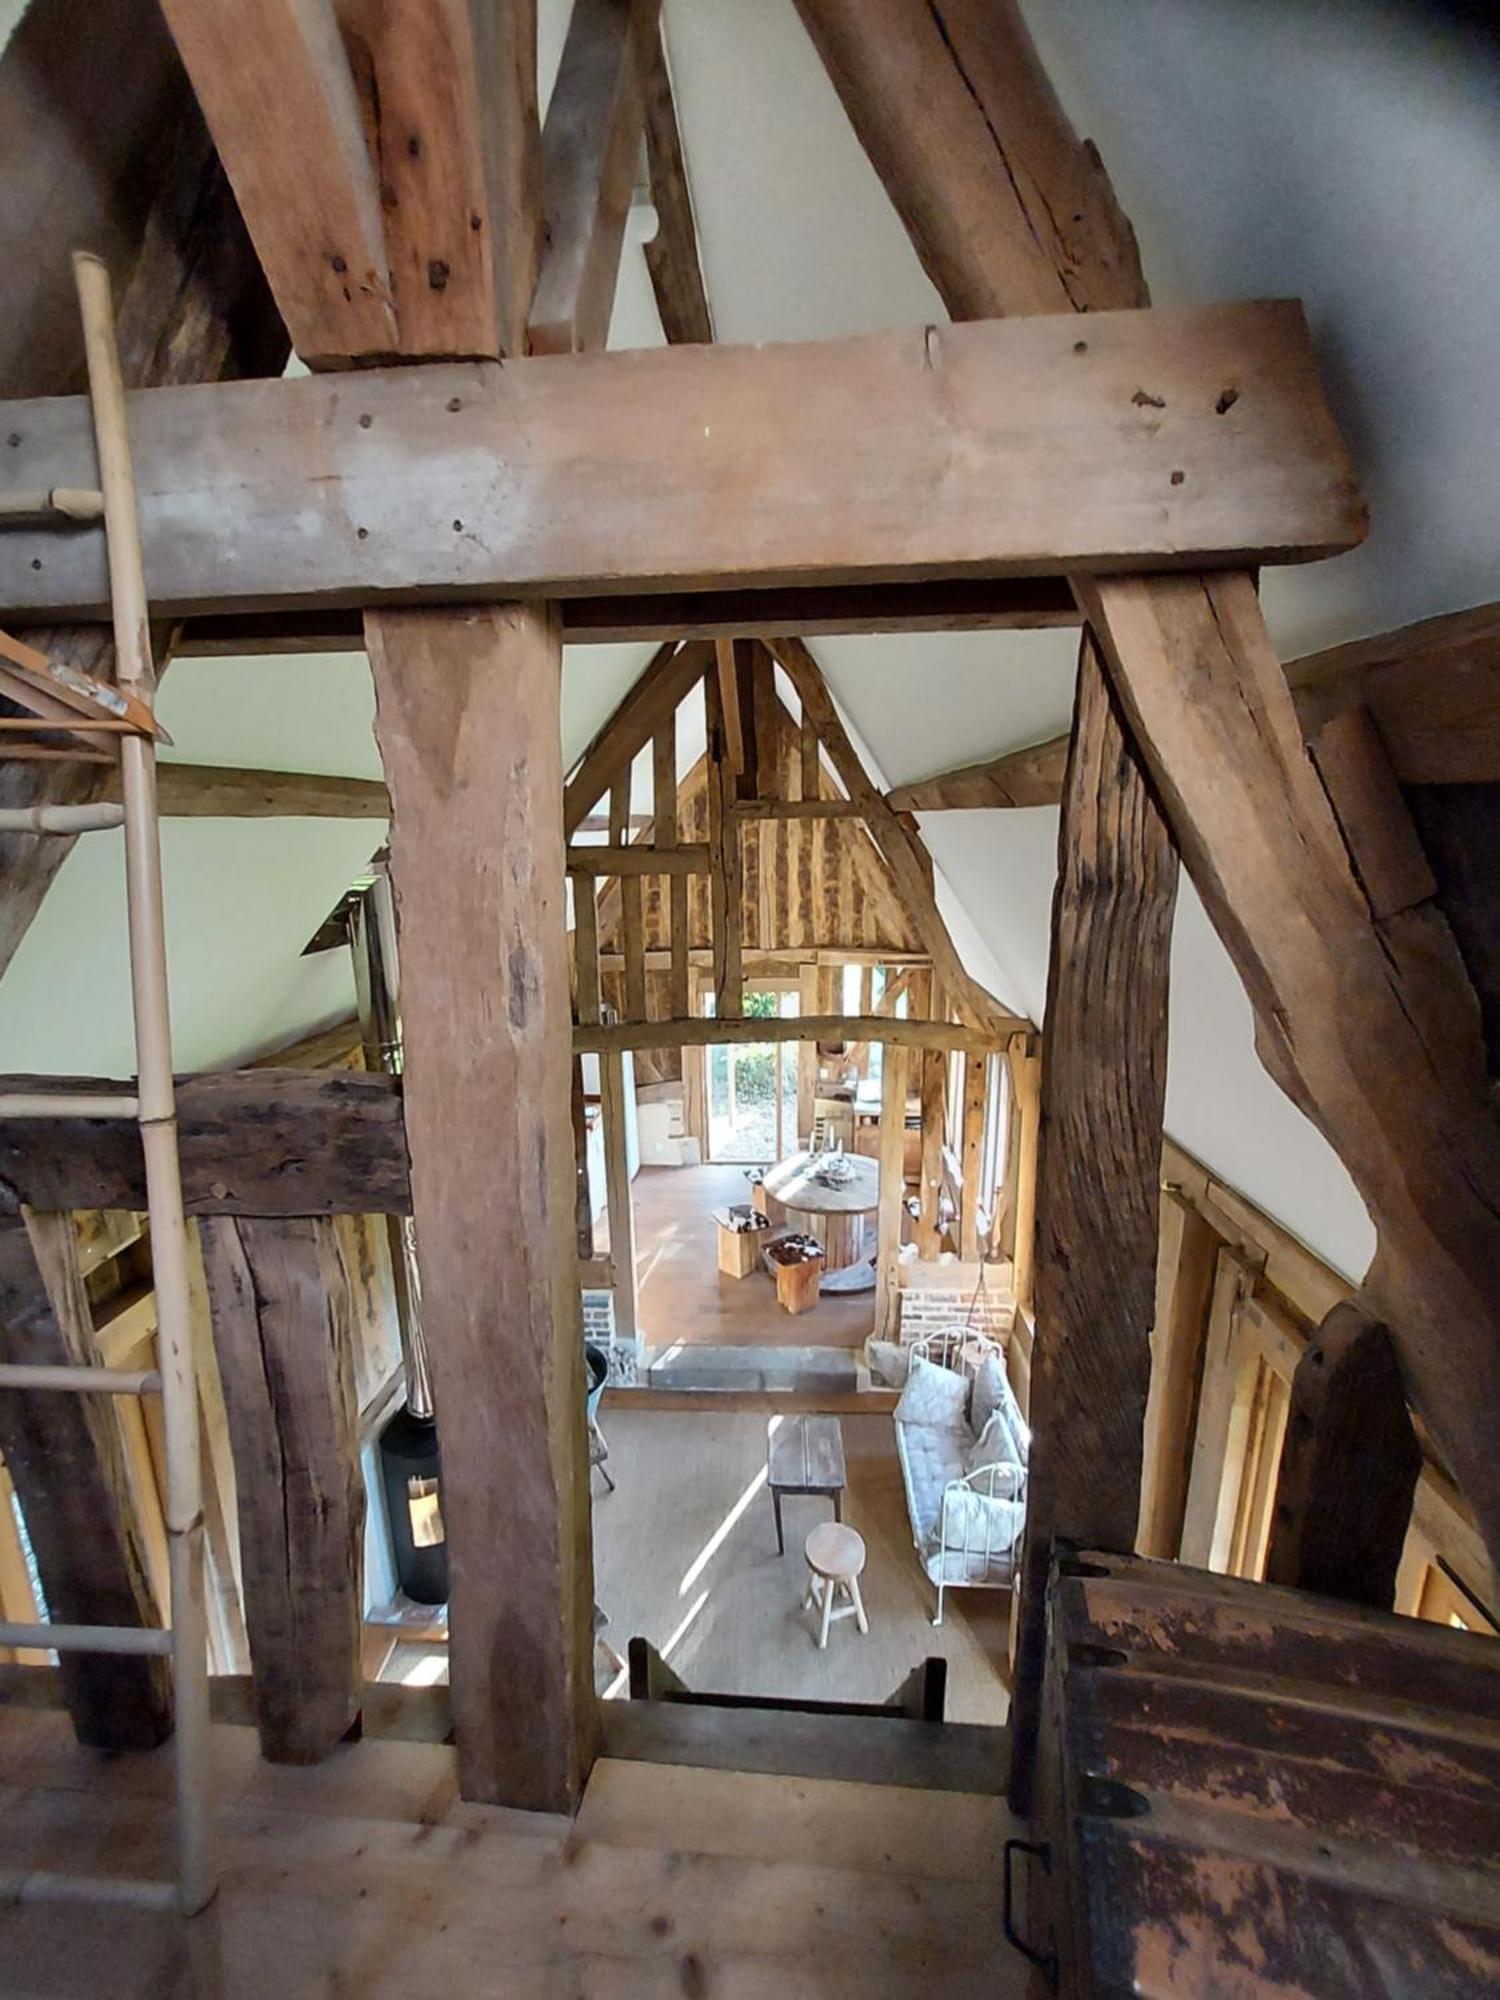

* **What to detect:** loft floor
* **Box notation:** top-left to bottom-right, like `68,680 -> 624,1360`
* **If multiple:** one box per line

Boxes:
0,1707 -> 1028,1997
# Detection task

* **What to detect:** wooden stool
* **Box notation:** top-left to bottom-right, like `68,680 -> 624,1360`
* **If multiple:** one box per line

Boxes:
802,1522 -> 869,1649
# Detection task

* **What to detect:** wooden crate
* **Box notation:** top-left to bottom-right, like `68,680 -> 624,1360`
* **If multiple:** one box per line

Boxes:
714,1211 -> 762,1280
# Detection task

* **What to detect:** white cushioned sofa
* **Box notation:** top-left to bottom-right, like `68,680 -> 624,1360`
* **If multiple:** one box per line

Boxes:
888,1331 -> 1029,1626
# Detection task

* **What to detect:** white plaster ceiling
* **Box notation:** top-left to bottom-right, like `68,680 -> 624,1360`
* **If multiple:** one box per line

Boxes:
7,0 -> 1498,1277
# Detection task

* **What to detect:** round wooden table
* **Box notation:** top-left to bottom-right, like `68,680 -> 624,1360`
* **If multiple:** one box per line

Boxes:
761,1151 -> 880,1270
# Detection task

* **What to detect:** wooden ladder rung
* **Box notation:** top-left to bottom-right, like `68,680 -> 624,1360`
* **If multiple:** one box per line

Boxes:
0,1362 -> 160,1395
0,1092 -> 139,1119
0,1620 -> 172,1656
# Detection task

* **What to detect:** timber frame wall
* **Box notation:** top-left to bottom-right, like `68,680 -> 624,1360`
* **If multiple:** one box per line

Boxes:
1,0 -> 1497,1832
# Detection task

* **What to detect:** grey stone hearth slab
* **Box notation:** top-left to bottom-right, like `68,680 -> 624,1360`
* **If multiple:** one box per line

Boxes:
644,1344 -> 860,1394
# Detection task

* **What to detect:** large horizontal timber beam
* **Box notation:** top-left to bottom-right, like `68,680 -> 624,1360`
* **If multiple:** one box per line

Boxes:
0,1070 -> 410,1217
574,1013 -> 1017,1057
0,304 -> 1361,624
171,576 -> 1081,654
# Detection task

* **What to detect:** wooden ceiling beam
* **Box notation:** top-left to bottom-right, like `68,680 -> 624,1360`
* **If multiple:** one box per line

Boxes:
0,304 -> 1363,623
0,1070 -> 409,1218
335,0 -> 542,360
640,24 -> 712,344
158,0 -> 397,365
575,1012 -> 1016,1056
562,639 -> 710,836
771,636 -> 1016,1034
171,577 -> 1081,654
887,735 -> 1070,812
529,0 -> 660,355
98,764 -> 390,819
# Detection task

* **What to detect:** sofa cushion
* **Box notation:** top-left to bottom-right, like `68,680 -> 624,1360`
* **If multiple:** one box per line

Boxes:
894,1354 -> 970,1432
981,1355 -> 1030,1465
866,1338 -> 911,1389
965,1409 -> 1017,1477
971,1353 -> 1008,1434
897,1420 -> 968,1544
940,1486 -> 1025,1552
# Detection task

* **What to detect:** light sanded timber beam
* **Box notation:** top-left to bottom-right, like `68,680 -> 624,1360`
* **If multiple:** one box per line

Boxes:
370,602 -> 598,1812
98,763 -> 391,819
563,640 -> 711,837
174,577 -> 1081,656
771,636 -> 1012,1033
199,1215 -> 363,1763
887,736 -> 1070,812
158,0 -> 396,365
530,0 -> 660,355
574,1013 -> 1017,1056
0,1 -> 287,984
640,23 -> 712,345
0,304 -> 1363,624
565,843 -> 708,876
334,0 -> 543,359
0,1214 -> 171,1750
1081,566 -> 1500,1583
790,1 -> 1182,1816
0,1069 -> 410,1217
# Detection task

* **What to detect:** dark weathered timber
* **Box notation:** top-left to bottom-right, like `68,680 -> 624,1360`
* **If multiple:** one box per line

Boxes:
1041,1549 -> 1500,1994
640,23 -> 712,345
1407,782 -> 1500,1081
1264,1304 -> 1422,1607
171,577 -> 1081,655
1012,635 -> 1177,1804
0,0 -> 287,981
0,1214 -> 171,1750
0,1070 -> 409,1217
369,602 -> 598,1812
199,1215 -> 364,1763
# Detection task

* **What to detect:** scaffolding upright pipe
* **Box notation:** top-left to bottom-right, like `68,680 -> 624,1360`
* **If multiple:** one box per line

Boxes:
74,250 -> 213,1918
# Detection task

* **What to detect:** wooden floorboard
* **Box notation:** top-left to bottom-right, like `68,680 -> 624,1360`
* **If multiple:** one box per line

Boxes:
618,1164 -> 877,1350
0,1713 -> 1028,1997
592,1410 -> 1012,1726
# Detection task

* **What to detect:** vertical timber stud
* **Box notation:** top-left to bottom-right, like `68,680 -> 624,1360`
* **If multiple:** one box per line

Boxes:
1013,639 -> 1177,1805
368,604 -> 598,1811
792,0 -> 1179,1814
0,1214 -> 171,1749
199,1215 -> 363,1763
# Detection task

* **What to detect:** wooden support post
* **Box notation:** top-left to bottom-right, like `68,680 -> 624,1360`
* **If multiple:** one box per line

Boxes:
368,602 -> 598,1811
1264,1303 -> 1422,1608
1006,1040 -> 1041,1314
1137,1190 -> 1220,1561
1179,1247 -> 1260,1568
0,1214 -> 170,1749
570,1059 -> 594,1262
1011,638 -> 1177,1806
654,716 -> 689,1017
874,1046 -> 909,1339
917,1046 -> 947,1257
705,665 -> 743,1017
198,1215 -> 363,1763
958,1050 -> 986,1259
639,21 -> 712,345
599,1050 -> 638,1349
797,961 -> 819,1145
714,637 -> 748,776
